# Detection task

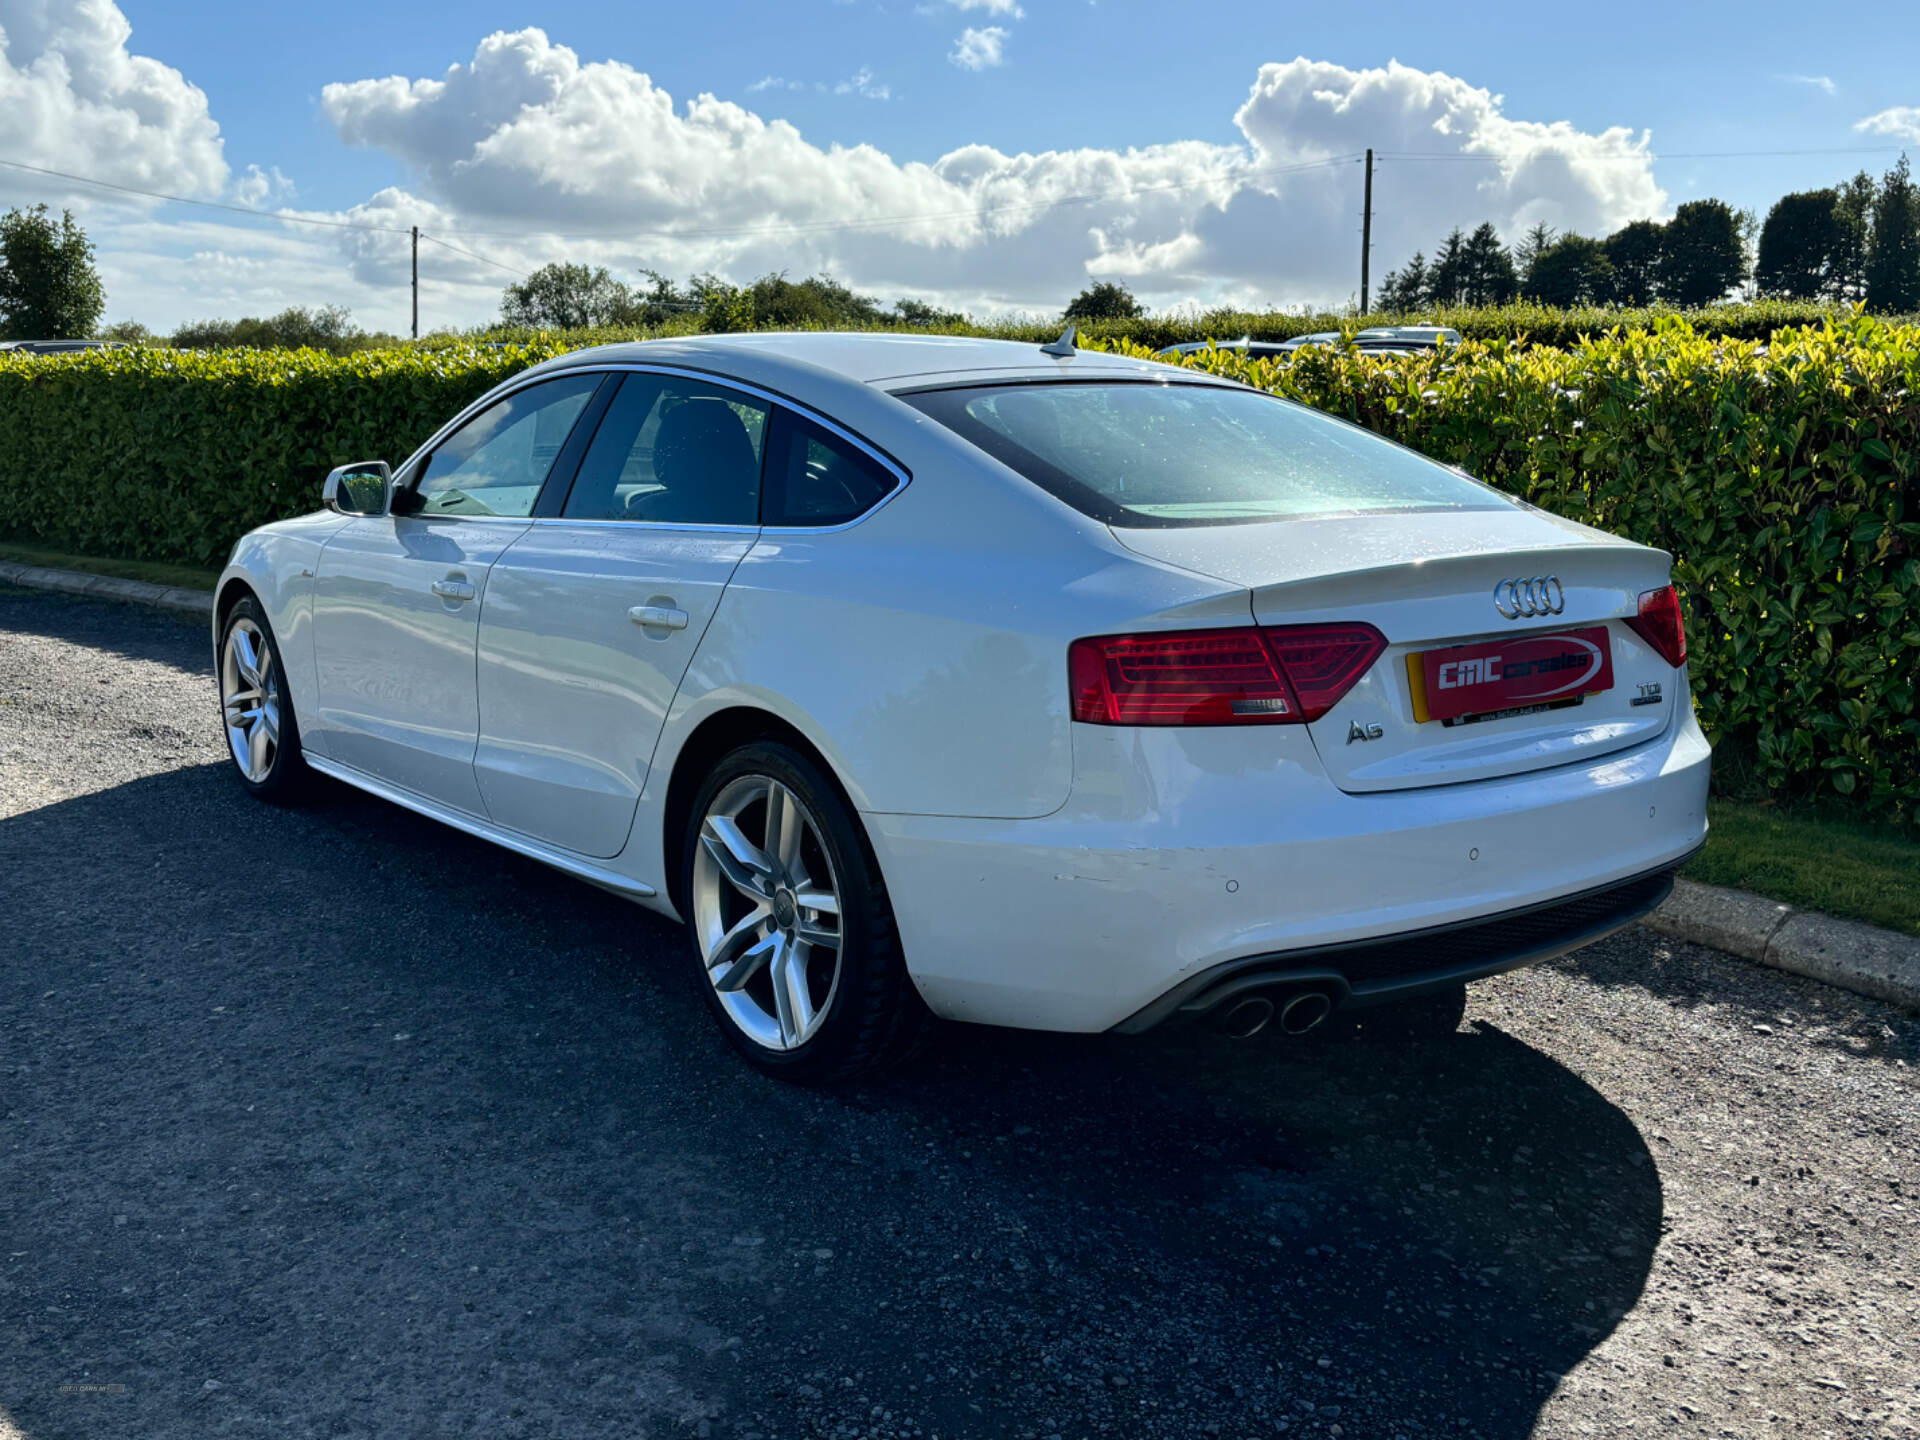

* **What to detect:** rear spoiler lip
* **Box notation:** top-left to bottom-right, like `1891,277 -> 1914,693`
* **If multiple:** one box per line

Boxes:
1237,540 -> 1673,604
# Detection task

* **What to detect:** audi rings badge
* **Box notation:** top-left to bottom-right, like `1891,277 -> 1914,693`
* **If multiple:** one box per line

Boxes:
1493,575 -> 1566,620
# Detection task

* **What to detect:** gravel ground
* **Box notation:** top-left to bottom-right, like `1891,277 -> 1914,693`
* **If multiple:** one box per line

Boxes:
1,583 -> 1915,1440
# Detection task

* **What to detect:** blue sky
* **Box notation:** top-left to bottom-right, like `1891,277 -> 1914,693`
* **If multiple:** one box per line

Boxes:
4,0 -> 1917,331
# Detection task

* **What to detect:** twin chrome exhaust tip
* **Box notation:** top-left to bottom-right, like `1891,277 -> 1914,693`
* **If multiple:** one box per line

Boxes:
1211,989 -> 1334,1040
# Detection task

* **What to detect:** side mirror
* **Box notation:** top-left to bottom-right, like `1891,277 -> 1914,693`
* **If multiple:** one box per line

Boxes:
323,461 -> 392,516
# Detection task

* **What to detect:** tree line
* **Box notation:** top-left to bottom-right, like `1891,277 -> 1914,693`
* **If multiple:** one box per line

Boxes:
1378,203 -> 1754,310
1376,156 -> 1919,314
497,264 -> 964,332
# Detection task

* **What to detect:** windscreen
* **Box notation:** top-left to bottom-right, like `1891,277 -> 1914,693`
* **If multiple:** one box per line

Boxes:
900,380 -> 1508,528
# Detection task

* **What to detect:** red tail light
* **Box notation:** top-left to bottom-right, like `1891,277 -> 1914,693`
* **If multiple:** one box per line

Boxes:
1069,623 -> 1385,726
1070,628 -> 1296,725
1625,585 -> 1687,667
1262,624 -> 1390,721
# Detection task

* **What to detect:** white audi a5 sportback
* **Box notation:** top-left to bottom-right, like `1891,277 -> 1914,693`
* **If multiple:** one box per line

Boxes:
214,332 -> 1709,1079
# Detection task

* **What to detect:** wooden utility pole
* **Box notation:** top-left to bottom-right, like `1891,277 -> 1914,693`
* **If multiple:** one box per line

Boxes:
1360,149 -> 1374,313
411,226 -> 419,340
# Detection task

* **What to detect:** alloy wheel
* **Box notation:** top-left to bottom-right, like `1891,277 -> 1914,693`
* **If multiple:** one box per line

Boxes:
221,616 -> 281,783
691,774 -> 844,1050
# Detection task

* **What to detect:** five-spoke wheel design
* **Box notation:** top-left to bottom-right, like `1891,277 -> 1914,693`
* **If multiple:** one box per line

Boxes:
221,614 -> 282,784
691,774 -> 844,1051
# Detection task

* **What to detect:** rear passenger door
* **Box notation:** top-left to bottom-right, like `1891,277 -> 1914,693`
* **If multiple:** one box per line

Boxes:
473,372 -> 770,858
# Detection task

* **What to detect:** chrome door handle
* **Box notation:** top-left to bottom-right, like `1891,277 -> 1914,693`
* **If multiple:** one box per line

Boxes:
629,604 -> 690,631
431,578 -> 476,602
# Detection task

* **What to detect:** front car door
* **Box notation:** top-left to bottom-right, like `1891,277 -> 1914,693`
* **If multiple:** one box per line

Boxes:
473,371 -> 771,857
309,372 -> 605,813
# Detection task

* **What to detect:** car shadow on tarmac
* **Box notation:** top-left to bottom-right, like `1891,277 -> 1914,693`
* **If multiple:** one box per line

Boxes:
1,762 -> 1663,1440
0,581 -> 212,671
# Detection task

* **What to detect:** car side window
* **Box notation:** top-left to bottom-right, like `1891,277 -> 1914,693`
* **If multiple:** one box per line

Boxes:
560,374 -> 769,526
763,410 -> 898,527
415,374 -> 602,519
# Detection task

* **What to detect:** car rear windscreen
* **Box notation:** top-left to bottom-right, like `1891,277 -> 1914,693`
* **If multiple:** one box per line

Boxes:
898,380 -> 1508,528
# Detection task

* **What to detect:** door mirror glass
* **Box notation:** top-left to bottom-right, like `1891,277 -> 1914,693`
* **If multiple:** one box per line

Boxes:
323,461 -> 392,516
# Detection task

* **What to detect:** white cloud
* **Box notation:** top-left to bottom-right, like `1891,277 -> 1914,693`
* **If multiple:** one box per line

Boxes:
305,39 -> 1666,325
833,66 -> 891,100
944,0 -> 1024,14
1856,106 -> 1920,144
0,0 -> 227,209
950,26 -> 1008,70
1223,57 -> 1666,280
321,29 -> 579,183
92,212 -> 433,333
233,163 -> 294,207
40,20 -> 1668,333
1778,73 -> 1836,96
748,68 -> 890,100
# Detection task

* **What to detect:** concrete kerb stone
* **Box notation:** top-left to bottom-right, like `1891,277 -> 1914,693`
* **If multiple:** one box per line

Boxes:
2,561 -> 213,616
1646,877 -> 1920,1012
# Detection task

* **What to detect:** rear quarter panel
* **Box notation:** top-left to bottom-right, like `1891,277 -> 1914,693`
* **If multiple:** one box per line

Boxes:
648,423 -> 1252,826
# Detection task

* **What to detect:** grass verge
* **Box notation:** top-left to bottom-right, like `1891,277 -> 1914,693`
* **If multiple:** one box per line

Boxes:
0,541 -> 219,593
1687,799 -> 1920,937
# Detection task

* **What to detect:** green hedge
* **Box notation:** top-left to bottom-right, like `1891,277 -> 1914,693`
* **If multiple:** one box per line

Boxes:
2,315 -> 1915,816
1111,314 -> 1920,818
0,342 -> 567,568
447,298 -> 1903,353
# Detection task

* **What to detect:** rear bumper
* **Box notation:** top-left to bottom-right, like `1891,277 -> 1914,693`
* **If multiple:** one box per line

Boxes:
1112,854 -> 1690,1032
865,705 -> 1711,1033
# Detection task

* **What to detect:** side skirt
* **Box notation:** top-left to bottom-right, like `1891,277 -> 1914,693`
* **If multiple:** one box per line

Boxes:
304,754 -> 659,902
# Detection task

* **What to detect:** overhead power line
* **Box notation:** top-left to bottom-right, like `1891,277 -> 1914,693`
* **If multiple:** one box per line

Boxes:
0,157 -> 413,233
1375,144 -> 1909,164
418,231 -> 528,280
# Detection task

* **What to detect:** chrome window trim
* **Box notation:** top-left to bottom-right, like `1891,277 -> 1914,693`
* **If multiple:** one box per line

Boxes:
393,361 -> 912,535
525,517 -> 762,535
755,407 -> 913,535
399,513 -> 535,526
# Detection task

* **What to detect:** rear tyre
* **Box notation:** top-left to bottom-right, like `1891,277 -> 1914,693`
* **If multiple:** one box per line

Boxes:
218,596 -> 306,801
682,741 -> 932,1082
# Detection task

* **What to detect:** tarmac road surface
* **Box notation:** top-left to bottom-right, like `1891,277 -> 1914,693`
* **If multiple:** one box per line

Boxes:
2,584 -> 1915,1440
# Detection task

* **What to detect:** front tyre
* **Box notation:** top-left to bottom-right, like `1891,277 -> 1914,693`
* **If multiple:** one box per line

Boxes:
684,742 -> 930,1082
218,596 -> 305,800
